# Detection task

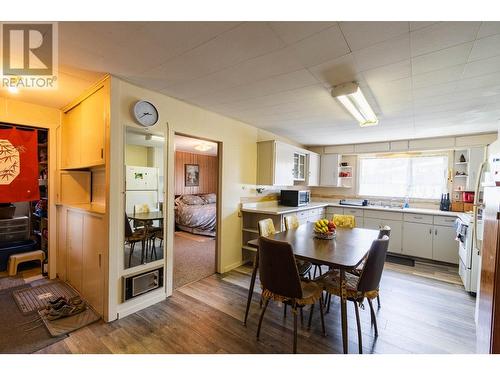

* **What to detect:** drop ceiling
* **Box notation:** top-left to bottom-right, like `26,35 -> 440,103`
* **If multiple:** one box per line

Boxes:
4,21 -> 500,145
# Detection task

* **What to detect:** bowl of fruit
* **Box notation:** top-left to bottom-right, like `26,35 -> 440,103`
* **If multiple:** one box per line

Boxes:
313,219 -> 336,240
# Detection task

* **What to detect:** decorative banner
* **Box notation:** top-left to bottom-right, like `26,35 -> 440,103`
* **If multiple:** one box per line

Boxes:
0,127 -> 40,202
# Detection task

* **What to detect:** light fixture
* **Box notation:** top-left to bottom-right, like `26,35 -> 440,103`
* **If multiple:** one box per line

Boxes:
145,134 -> 165,142
194,143 -> 213,152
331,82 -> 378,127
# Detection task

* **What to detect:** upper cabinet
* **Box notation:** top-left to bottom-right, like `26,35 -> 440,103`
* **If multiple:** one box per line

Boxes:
257,140 -> 320,186
320,154 -> 341,187
61,84 -> 108,170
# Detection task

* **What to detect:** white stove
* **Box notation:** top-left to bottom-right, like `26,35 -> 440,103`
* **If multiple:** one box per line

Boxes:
456,213 -> 480,294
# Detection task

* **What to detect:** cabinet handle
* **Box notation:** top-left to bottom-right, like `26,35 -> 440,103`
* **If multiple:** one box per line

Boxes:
435,229 -> 438,236
429,228 -> 432,234
98,253 -> 101,268
100,148 -> 104,159
414,216 -> 423,219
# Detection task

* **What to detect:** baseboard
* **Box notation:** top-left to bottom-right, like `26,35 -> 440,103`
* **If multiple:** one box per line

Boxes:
222,259 -> 246,273
116,288 -> 167,320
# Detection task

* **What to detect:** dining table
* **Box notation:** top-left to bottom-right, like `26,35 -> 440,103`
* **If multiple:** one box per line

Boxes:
245,222 -> 379,354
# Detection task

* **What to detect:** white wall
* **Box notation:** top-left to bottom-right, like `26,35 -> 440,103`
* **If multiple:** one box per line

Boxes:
107,77 -> 300,320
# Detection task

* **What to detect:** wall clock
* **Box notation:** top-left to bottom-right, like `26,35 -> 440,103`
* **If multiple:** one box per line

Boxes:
133,100 -> 159,127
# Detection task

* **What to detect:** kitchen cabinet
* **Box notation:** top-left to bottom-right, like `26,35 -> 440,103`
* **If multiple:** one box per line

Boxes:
466,146 -> 485,191
65,208 -> 106,315
320,154 -> 340,186
307,152 -> 320,186
402,222 -> 433,259
257,140 -> 295,186
432,225 -> 459,263
293,152 -> 306,181
364,217 -> 403,253
61,85 -> 107,169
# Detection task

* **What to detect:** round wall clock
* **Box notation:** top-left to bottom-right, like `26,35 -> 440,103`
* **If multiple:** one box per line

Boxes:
133,100 -> 159,127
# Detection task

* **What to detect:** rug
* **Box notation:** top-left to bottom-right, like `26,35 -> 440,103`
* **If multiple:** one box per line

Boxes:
175,231 -> 213,243
0,285 -> 66,353
39,305 -> 100,337
13,281 -> 79,314
174,233 -> 216,289
0,276 -> 25,291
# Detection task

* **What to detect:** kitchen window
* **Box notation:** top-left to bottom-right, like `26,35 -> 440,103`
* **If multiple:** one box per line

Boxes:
358,154 -> 449,199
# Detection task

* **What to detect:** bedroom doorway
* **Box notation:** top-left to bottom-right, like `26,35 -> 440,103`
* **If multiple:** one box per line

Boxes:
173,134 -> 219,289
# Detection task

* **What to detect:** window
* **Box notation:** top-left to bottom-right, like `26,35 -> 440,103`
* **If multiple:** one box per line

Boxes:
358,154 -> 449,199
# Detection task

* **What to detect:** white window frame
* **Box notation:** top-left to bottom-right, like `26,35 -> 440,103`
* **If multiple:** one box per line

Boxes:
356,152 -> 450,201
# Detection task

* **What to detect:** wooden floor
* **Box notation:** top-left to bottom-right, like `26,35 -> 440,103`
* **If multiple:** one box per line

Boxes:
36,261 -> 477,354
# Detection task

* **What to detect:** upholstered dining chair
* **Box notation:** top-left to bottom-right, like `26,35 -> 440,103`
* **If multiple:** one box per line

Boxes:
256,236 -> 326,353
124,213 -> 148,267
333,214 -> 356,228
317,236 -> 390,354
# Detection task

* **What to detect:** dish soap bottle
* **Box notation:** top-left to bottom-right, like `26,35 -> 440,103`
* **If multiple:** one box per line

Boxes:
403,196 -> 410,209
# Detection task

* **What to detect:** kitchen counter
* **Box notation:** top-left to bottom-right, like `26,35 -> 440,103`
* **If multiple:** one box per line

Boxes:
240,201 -> 459,217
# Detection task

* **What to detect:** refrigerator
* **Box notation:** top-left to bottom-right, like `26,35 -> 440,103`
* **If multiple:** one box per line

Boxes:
125,166 -> 159,213
475,186 -> 500,353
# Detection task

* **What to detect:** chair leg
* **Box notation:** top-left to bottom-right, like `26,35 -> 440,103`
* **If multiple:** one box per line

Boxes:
368,298 -> 379,337
319,296 -> 326,336
283,304 -> 287,318
300,307 -> 304,326
308,302 -> 315,329
292,302 -> 298,354
377,294 -> 381,308
140,240 -> 146,264
313,266 -> 317,279
256,298 -> 269,340
326,293 -> 332,314
128,242 -> 134,268
354,301 -> 363,354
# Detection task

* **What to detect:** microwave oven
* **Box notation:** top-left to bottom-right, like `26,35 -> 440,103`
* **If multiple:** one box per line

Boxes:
280,190 -> 310,207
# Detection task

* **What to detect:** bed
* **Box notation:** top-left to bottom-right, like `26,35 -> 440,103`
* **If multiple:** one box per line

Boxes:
175,194 -> 216,237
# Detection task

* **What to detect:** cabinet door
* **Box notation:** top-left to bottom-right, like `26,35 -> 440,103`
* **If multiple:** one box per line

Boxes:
384,219 -> 403,253
307,153 -> 320,186
432,225 -> 459,264
82,214 -> 105,315
81,87 -> 106,167
61,104 -> 82,169
402,222 -> 433,259
274,142 -> 295,186
67,210 -> 84,292
320,154 -> 340,186
466,146 -> 485,191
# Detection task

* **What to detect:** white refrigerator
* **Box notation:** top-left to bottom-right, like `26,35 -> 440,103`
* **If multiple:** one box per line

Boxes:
125,166 -> 159,213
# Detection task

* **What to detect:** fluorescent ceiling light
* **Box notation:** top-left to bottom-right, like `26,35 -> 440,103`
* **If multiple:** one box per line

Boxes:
331,82 -> 378,127
194,143 -> 212,152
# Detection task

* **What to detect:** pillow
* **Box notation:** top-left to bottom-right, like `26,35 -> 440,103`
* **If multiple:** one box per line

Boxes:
179,194 -> 205,205
200,193 -> 216,204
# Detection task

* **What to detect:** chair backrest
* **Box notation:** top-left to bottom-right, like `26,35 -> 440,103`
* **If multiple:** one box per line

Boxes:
284,215 -> 300,231
333,214 -> 356,228
357,236 -> 390,293
258,218 -> 276,237
124,213 -> 133,237
378,225 -> 391,239
258,236 -> 303,299
134,203 -> 150,214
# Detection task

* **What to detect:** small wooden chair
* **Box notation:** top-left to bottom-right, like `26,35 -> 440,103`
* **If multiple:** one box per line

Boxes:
257,236 -> 326,353
284,215 -> 319,278
125,213 -> 148,267
333,214 -> 356,228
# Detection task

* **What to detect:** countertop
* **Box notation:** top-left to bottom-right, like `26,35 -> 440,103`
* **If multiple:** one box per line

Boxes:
240,201 -> 460,217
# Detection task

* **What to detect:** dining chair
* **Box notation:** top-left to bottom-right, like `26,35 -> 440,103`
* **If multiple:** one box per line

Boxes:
124,213 -> 148,267
256,236 -> 326,353
259,218 -> 312,279
317,236 -> 390,354
333,214 -> 356,228
284,215 -> 319,279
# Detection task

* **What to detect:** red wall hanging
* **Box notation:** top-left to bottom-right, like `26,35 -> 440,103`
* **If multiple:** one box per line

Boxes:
0,127 -> 40,203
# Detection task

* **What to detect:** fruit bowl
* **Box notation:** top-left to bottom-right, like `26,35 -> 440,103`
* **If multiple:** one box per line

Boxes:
314,231 -> 336,240
313,218 -> 337,240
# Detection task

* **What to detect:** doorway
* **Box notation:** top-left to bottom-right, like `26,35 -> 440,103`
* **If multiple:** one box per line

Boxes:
173,134 -> 219,289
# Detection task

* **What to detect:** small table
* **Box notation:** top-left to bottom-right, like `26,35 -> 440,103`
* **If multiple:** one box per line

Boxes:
245,222 -> 378,354
127,211 -> 164,222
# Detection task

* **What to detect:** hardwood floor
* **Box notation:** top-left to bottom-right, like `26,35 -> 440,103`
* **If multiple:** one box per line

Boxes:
36,261 -> 477,354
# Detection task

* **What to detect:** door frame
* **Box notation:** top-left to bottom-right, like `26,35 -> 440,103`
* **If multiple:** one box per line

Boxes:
165,129 -> 222,295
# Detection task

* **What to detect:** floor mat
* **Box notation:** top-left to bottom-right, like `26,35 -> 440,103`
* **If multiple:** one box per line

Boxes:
39,305 -> 100,337
0,276 -> 25,291
13,281 -> 79,314
0,285 -> 66,353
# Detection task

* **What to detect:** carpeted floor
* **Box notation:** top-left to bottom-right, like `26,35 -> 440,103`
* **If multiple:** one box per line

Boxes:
174,232 -> 216,290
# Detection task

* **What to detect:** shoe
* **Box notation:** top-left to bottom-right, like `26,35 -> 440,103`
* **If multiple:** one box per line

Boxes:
46,301 -> 86,321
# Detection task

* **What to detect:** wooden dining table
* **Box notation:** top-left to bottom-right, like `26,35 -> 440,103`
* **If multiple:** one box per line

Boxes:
245,222 -> 379,354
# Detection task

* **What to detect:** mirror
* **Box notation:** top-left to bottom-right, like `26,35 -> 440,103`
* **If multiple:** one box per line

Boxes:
124,128 -> 165,269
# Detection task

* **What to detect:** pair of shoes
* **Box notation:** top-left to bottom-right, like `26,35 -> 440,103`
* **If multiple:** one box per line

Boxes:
46,300 -> 86,321
45,296 -> 83,314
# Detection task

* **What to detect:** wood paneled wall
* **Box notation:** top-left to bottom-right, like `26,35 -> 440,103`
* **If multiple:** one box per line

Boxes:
175,151 -> 218,196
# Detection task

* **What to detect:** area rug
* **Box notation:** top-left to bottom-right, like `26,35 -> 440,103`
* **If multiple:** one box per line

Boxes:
39,305 -> 100,337
0,276 -> 25,291
0,285 -> 66,353
13,281 -> 79,314
174,233 -> 216,289
175,231 -> 213,243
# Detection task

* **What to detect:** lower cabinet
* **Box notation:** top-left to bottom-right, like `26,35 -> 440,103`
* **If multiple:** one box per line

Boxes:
432,225 -> 459,264
364,217 -> 403,253
65,209 -> 106,316
402,222 -> 433,259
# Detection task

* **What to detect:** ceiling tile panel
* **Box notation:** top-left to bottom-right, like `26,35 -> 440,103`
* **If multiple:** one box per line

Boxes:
469,34 -> 500,61
353,34 -> 410,71
339,22 -> 409,51
268,22 -> 337,44
411,42 -> 472,75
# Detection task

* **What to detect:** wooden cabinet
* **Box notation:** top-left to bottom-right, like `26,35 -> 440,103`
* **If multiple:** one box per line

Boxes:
257,141 -> 295,186
65,209 -> 105,315
307,152 -> 320,186
432,225 -> 459,264
61,86 -> 107,169
402,222 -> 433,259
320,154 -> 340,186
